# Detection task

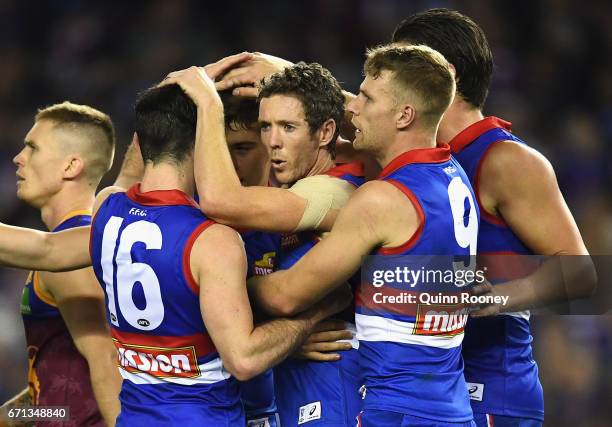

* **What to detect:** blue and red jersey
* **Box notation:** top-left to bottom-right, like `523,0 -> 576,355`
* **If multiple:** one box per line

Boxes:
240,229 -> 281,424
355,144 -> 479,423
450,117 -> 544,421
20,211 -> 104,427
274,162 -> 364,427
90,184 -> 242,426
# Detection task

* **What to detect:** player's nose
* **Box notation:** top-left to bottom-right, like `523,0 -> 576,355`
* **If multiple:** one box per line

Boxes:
268,127 -> 283,149
13,150 -> 25,167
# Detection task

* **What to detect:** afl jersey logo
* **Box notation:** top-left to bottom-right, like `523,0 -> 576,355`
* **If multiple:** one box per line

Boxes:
138,319 -> 150,327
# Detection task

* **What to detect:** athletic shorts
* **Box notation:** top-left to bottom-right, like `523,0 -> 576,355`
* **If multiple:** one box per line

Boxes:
356,409 -> 476,427
275,348 -> 361,426
473,413 -> 542,427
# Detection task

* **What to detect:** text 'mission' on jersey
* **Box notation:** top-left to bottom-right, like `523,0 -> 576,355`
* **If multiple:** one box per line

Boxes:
90,184 -> 243,426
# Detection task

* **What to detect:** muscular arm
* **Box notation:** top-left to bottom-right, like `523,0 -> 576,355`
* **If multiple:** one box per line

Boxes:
248,181 -> 418,316
472,141 -> 596,314
42,268 -> 121,426
192,224 -> 348,381
0,224 -> 90,272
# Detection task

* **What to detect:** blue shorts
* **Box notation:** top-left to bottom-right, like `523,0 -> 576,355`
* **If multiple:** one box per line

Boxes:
274,348 -> 361,426
116,381 -> 244,426
356,409 -> 476,427
473,413 -> 542,427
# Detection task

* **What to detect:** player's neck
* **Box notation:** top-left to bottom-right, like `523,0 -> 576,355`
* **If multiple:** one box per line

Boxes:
305,149 -> 336,178
140,161 -> 195,197
377,127 -> 437,169
437,98 -> 484,143
40,186 -> 95,230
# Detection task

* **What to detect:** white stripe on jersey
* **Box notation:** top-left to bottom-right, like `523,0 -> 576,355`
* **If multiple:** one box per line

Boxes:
118,356 -> 231,385
337,321 -> 359,349
355,313 -> 464,349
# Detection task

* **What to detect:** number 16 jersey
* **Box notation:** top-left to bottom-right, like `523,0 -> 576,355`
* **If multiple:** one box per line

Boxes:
90,184 -> 243,426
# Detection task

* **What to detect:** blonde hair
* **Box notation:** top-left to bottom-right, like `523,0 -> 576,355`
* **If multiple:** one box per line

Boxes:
36,101 -> 115,185
364,44 -> 455,125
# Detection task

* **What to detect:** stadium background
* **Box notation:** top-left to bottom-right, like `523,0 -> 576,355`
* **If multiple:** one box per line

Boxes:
0,0 -> 610,425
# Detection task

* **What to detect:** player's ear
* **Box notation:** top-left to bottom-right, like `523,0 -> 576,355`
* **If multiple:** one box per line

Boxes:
316,118 -> 337,149
396,104 -> 416,130
63,156 -> 85,180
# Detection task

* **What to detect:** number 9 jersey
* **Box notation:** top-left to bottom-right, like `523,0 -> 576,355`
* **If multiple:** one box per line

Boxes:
90,184 -> 243,426
355,144 -> 479,425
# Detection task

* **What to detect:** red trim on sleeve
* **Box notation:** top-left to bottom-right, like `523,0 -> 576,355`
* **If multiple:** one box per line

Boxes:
377,179 -> 425,255
182,220 -> 216,295
474,141 -> 507,226
379,144 -> 451,179
324,162 -> 365,179
448,116 -> 512,154
111,328 -> 217,357
126,183 -> 199,208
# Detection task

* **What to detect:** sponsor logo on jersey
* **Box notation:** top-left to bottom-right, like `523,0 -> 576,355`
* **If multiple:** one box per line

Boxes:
253,251 -> 276,275
443,165 -> 457,175
114,340 -> 201,379
466,382 -> 484,401
298,401 -> 321,424
413,304 -> 469,336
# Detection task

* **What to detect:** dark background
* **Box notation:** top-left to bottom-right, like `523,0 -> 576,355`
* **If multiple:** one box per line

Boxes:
0,1 -> 610,426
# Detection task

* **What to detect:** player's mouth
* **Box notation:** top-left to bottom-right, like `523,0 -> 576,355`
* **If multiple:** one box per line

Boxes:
271,159 -> 287,170
16,172 -> 25,183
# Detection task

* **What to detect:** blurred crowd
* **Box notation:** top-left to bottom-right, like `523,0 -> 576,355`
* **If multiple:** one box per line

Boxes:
0,1 -> 610,425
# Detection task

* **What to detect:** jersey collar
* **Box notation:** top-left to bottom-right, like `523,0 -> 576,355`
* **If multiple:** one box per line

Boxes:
379,143 -> 451,179
324,161 -> 365,179
449,116 -> 512,154
126,183 -> 199,208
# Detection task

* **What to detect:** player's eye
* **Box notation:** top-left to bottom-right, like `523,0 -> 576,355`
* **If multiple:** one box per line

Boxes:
284,124 -> 295,132
260,123 -> 270,132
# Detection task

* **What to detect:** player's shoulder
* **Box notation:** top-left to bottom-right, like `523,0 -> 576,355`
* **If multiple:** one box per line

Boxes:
347,180 -> 414,214
195,222 -> 244,252
93,185 -> 126,215
484,140 -> 555,182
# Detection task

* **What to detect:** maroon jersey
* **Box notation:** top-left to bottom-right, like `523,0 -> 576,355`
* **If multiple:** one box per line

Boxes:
20,211 -> 104,426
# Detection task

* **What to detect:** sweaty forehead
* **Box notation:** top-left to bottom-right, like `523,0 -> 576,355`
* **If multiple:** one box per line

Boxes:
258,94 -> 306,122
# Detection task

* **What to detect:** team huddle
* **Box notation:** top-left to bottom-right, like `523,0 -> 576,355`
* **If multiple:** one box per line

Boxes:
0,8 -> 592,427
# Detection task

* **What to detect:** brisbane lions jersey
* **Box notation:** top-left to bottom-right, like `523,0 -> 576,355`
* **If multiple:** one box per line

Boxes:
355,144 -> 479,423
21,211 -> 104,427
91,184 -> 242,426
450,117 -> 544,421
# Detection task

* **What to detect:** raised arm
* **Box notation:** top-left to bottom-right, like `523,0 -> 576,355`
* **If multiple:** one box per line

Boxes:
162,66 -> 339,233
41,267 -> 121,426
470,141 -> 596,315
191,224 -> 349,381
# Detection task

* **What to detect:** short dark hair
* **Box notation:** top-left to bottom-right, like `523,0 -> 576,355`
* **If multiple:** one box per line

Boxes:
134,84 -> 197,164
365,44 -> 455,127
220,91 -> 259,132
258,62 -> 344,158
392,8 -> 493,110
